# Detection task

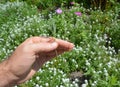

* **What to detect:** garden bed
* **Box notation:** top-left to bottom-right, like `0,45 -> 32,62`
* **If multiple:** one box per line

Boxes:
0,1 -> 120,87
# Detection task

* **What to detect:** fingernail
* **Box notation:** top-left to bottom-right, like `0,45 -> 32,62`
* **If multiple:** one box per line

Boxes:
48,37 -> 56,42
69,43 -> 74,50
71,43 -> 75,47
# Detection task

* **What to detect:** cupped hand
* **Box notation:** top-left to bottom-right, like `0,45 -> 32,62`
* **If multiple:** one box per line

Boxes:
7,36 -> 74,84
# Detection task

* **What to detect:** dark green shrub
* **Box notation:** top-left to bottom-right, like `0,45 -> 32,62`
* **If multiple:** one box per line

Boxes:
5,0 -> 119,11
109,21 -> 120,53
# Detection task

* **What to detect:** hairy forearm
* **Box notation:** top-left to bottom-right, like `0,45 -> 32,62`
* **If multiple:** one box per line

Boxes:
0,60 -> 18,87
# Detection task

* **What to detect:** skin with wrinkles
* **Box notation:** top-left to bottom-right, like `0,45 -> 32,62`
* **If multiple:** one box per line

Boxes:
0,36 -> 74,87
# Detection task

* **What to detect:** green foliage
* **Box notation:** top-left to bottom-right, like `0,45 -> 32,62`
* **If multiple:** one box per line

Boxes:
5,0 -> 119,11
109,21 -> 120,52
0,1 -> 120,87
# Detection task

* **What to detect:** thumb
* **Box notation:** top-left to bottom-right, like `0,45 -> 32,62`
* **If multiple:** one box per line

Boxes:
31,42 -> 58,53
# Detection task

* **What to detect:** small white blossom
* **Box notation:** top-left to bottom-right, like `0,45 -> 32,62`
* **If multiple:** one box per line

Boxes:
36,76 -> 40,80
35,84 -> 40,87
45,83 -> 49,86
81,84 -> 87,87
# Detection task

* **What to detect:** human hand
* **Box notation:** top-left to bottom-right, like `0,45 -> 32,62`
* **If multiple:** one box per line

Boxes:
6,36 -> 74,84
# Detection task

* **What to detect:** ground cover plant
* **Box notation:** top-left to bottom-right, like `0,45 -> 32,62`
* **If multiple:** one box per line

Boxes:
0,1 -> 120,87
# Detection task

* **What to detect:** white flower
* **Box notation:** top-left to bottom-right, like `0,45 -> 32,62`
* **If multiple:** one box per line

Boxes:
86,60 -> 90,66
85,79 -> 88,84
60,85 -> 64,87
36,76 -> 40,80
94,81 -> 97,84
79,47 -> 83,51
74,83 -> 79,87
72,81 -> 76,84
92,83 -> 95,86
14,86 -> 18,87
76,64 -> 78,68
72,59 -> 76,62
99,63 -> 102,67
45,83 -> 49,86
75,78 -> 79,82
81,84 -> 87,87
104,33 -> 108,39
62,78 -> 69,83
35,84 -> 39,87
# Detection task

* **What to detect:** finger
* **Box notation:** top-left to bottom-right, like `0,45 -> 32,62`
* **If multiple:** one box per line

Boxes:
55,39 -> 74,51
44,50 -> 65,57
31,42 -> 58,53
31,37 -> 51,43
24,36 -> 51,44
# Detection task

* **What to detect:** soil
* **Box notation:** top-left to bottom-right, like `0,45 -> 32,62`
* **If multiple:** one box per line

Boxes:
70,71 -> 90,87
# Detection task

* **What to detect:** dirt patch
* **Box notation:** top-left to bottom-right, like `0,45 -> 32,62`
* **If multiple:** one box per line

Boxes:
70,71 -> 90,87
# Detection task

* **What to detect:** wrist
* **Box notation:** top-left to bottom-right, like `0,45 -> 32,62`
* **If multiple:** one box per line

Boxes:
0,60 -> 19,87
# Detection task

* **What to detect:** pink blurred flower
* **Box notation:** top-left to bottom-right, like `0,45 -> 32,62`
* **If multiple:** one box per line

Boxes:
75,12 -> 82,16
70,2 -> 75,5
56,8 -> 62,14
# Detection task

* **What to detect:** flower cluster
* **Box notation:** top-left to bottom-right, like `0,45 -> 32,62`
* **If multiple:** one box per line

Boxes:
55,8 -> 82,16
